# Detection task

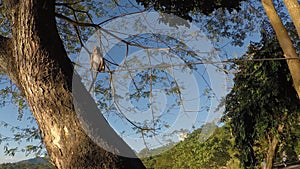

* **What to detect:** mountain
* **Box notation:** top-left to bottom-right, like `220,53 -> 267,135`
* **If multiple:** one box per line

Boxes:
18,157 -> 49,165
0,157 -> 55,169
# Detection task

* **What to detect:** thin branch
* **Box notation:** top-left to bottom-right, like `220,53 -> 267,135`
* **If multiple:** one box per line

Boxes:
113,98 -> 154,131
58,3 -> 91,17
123,44 -> 140,92
98,8 -> 150,25
55,13 -> 97,27
55,1 -> 83,6
55,13 -> 162,50
146,50 -> 156,133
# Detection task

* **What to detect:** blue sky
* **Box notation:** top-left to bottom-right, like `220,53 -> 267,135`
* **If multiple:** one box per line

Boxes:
0,33 -> 258,163
0,0 -> 265,164
0,105 -> 38,163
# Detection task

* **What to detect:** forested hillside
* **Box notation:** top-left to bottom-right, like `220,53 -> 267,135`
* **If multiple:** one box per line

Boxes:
140,124 -> 237,169
141,123 -> 300,169
0,157 -> 55,169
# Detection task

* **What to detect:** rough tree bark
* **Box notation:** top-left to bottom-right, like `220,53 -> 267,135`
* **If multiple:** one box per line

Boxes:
0,0 -> 146,168
262,0 -> 300,99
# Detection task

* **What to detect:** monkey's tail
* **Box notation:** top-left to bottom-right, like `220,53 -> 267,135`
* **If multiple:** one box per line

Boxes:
88,71 -> 97,93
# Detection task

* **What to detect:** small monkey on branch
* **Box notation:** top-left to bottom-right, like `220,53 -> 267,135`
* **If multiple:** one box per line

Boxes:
89,46 -> 105,92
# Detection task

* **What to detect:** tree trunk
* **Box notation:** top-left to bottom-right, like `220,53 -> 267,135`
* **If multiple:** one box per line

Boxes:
262,0 -> 300,100
283,0 -> 300,36
265,125 -> 283,169
0,0 -> 146,168
265,136 -> 278,169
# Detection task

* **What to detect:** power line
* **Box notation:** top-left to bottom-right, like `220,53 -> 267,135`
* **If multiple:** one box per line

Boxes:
73,57 -> 300,73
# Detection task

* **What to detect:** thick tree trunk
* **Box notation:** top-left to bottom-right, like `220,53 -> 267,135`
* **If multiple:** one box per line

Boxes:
262,0 -> 300,100
0,0 -> 146,168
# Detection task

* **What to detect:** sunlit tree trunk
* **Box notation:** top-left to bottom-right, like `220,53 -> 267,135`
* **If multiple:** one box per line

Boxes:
283,0 -> 300,36
262,0 -> 300,99
0,0 -> 146,168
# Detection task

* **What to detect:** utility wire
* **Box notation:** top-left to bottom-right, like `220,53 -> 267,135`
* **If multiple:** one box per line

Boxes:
73,57 -> 300,73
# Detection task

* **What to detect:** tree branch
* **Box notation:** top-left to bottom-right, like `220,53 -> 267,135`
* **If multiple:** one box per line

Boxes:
54,13 -> 156,50
54,1 -> 83,6
0,35 -> 20,87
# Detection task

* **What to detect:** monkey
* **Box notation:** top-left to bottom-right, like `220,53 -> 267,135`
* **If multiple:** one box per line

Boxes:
89,46 -> 105,92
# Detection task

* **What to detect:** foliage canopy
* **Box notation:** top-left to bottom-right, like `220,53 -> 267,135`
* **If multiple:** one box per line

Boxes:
224,34 -> 300,168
